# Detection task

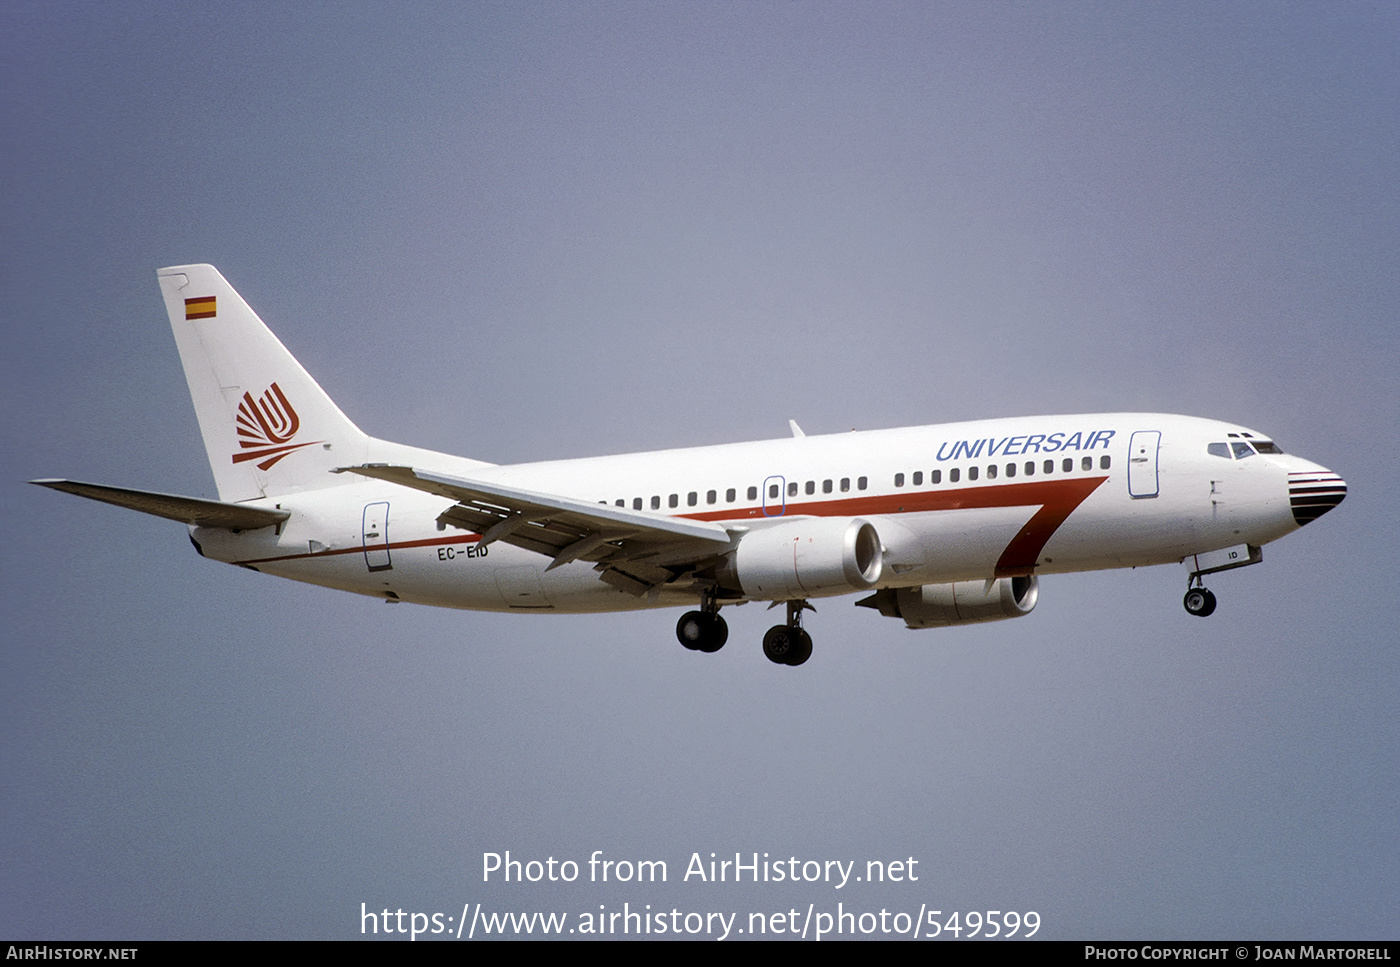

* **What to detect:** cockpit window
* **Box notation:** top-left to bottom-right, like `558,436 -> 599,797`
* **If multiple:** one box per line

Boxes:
1231,441 -> 1256,459
1207,443 -> 1231,459
1253,440 -> 1282,454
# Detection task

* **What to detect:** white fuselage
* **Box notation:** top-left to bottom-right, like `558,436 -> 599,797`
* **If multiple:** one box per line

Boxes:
189,412 -> 1327,614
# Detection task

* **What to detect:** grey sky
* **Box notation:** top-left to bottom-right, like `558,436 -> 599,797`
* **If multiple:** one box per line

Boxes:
3,1 -> 1395,939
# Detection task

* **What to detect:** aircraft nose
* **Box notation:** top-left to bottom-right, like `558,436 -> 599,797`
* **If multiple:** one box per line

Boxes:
1288,468 -> 1347,526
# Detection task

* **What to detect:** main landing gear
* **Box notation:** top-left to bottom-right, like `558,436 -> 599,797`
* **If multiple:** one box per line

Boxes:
1183,579 -> 1217,617
676,594 -> 815,665
676,586 -> 728,653
762,600 -> 813,667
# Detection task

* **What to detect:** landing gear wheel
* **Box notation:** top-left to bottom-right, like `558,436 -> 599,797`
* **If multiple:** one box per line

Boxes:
762,626 -> 813,666
676,611 -> 728,652
1183,587 -> 1217,617
786,629 -> 812,666
762,625 -> 794,663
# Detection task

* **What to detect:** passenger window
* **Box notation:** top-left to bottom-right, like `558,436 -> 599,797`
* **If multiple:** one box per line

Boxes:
987,464 -> 997,479
968,467 -> 979,481
1044,460 -> 1053,474
615,499 -> 624,507
930,469 -> 941,484
633,497 -> 642,510
912,471 -> 923,485
787,482 -> 798,497
768,484 -> 779,499
1081,457 -> 1092,471
950,468 -> 960,483
858,476 -> 868,490
669,494 -> 679,508
748,486 -> 758,501
706,490 -> 716,505
687,492 -> 697,507
822,479 -> 832,494
894,473 -> 905,487
1100,455 -> 1111,469
650,496 -> 660,510
1005,463 -> 1016,478
1025,461 -> 1035,476
1063,458 -> 1073,473
726,488 -> 736,502
840,478 -> 850,492
805,480 -> 815,495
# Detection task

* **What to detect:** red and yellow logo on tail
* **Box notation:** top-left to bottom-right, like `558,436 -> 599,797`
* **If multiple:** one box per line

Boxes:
184,296 -> 217,319
233,382 -> 321,470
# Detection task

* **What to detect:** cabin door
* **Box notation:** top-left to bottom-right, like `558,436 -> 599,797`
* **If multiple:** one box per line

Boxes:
362,502 -> 392,571
1127,431 -> 1161,498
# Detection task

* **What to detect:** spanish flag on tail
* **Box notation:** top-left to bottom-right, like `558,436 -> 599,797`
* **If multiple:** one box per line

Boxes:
184,296 -> 216,319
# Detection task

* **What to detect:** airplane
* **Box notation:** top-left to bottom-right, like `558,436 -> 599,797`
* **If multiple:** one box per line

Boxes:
33,264 -> 1347,666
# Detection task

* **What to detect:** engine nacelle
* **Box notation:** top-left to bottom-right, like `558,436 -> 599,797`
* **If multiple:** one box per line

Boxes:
724,517 -> 884,600
859,575 -> 1039,629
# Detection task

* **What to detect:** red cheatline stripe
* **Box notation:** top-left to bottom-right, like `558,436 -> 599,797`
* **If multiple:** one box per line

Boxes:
237,533 -> 482,566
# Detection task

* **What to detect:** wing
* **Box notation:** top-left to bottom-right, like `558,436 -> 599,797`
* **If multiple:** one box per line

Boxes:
338,465 -> 740,594
31,479 -> 289,530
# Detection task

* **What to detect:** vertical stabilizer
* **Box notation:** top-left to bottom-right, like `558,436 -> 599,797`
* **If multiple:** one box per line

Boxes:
157,264 -> 370,502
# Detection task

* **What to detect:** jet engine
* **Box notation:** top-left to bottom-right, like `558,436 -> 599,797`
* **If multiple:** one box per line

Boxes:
722,517 -> 883,600
857,575 -> 1039,629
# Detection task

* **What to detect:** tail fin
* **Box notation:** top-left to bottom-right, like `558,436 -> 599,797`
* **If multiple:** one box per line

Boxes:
158,264 -> 370,502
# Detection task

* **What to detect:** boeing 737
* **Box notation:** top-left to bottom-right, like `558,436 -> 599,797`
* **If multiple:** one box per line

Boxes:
34,265 -> 1347,665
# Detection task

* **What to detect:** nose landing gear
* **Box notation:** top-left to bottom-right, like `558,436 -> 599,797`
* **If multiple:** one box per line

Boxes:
1180,543 -> 1264,618
1183,581 -> 1217,617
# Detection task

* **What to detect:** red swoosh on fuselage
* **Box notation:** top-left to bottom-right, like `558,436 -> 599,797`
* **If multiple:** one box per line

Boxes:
683,476 -> 1109,577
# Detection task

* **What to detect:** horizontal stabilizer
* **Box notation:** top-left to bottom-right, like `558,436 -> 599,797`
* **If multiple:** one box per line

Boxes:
31,479 -> 289,530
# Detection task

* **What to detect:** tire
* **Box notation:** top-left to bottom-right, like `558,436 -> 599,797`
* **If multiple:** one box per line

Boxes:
763,625 -> 812,665
696,613 -> 727,653
677,611 -> 705,650
677,611 -> 727,652
1183,587 -> 1217,617
786,629 -> 813,666
762,625 -> 795,664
